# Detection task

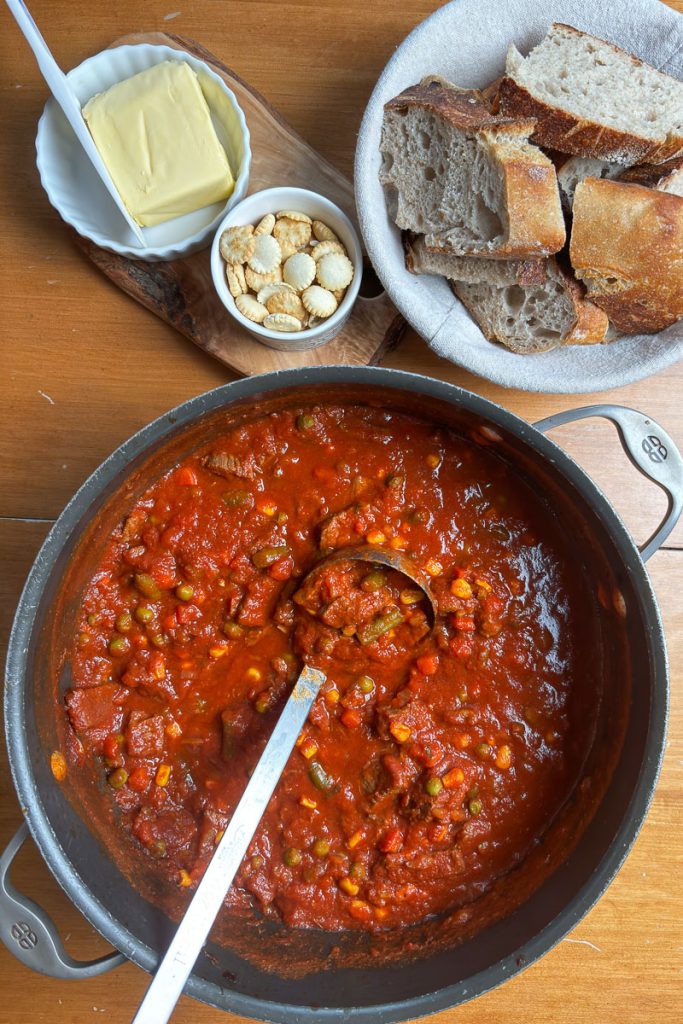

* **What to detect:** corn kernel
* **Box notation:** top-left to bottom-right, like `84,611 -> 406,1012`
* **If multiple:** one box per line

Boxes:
342,624 -> 356,636
155,764 -> 171,787
178,869 -> 193,887
258,499 -> 278,516
325,688 -> 340,705
165,720 -> 182,739
426,453 -> 441,469
300,739 -> 319,760
214,829 -> 225,844
424,558 -> 443,577
389,721 -> 411,744
495,744 -> 512,769
299,796 -> 318,810
209,644 -> 228,659
245,666 -> 262,682
374,906 -> 390,921
366,530 -> 386,545
450,578 -> 473,599
295,732 -> 306,747
475,578 -> 491,591
389,535 -> 408,550
339,877 -> 360,896
347,830 -> 364,850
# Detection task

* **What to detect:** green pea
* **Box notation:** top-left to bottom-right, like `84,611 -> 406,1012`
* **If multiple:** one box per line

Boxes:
150,838 -> 167,858
296,413 -> 315,431
222,620 -> 244,639
475,742 -> 492,761
222,489 -> 253,508
251,854 -> 265,871
135,573 -> 161,600
349,860 -> 367,880
135,605 -> 154,624
358,675 -> 375,694
425,776 -> 443,797
115,612 -> 133,633
312,839 -> 330,858
107,767 -> 128,789
77,632 -> 91,647
108,635 -> 130,656
87,613 -> 98,626
150,633 -> 168,649
252,545 -> 291,569
361,570 -> 385,593
176,584 -> 194,602
469,798 -> 483,817
283,847 -> 302,867
254,693 -> 271,714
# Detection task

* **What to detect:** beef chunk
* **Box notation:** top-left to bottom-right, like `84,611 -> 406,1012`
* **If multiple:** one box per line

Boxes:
204,452 -> 257,480
126,712 -> 165,757
132,807 -> 197,857
65,683 -> 125,738
236,577 -> 282,626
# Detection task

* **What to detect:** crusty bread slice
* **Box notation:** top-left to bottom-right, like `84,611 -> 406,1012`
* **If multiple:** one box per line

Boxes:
558,155 -> 683,209
570,178 -> 683,333
404,233 -> 609,352
380,75 -> 565,258
619,157 -> 683,198
499,24 -> 683,164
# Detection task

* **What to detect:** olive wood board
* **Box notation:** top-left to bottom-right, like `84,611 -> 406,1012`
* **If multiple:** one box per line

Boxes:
72,32 -> 406,377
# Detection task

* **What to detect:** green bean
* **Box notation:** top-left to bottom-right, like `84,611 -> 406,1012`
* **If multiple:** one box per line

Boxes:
358,607 -> 404,645
309,761 -> 335,792
296,413 -> 315,431
252,545 -> 291,569
469,798 -> 483,817
222,489 -> 253,507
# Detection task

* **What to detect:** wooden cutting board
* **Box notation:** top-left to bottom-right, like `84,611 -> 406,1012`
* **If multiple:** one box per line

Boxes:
72,32 -> 406,376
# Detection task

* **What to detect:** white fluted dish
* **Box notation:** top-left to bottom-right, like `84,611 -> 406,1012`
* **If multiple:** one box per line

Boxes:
35,44 -> 251,262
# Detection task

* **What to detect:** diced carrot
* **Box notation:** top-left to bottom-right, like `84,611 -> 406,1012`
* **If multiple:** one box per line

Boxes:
379,827 -> 403,854
176,466 -> 198,487
50,750 -> 67,782
149,653 -> 166,680
443,767 -> 465,789
449,635 -> 474,659
416,653 -> 439,676
341,708 -> 361,729
128,765 -> 152,792
256,498 -> 278,516
451,614 -> 475,632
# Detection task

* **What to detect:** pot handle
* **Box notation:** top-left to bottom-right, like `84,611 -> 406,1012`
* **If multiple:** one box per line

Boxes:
0,822 -> 126,978
534,404 -> 682,562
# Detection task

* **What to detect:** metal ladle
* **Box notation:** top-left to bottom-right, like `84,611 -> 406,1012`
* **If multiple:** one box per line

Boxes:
132,545 -> 436,1024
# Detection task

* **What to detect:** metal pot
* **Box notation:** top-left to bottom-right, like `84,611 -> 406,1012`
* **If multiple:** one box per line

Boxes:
2,367 -> 681,1021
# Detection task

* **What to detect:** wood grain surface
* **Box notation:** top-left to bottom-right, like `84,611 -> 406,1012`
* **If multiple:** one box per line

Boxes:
1,2 -> 681,1022
75,32 -> 406,376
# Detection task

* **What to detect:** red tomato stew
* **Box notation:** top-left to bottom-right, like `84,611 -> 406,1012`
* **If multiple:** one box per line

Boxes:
63,405 -> 600,932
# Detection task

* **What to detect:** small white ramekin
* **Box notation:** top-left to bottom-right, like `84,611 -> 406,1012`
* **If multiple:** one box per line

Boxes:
210,187 -> 363,351
35,44 -> 251,262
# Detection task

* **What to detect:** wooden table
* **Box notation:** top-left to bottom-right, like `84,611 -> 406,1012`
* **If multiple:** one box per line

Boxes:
1,2 -> 681,1021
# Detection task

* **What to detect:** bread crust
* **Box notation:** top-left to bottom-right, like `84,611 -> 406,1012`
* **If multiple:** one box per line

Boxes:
618,157 -> 683,196
499,24 -> 683,165
384,75 -> 532,136
570,178 -> 683,333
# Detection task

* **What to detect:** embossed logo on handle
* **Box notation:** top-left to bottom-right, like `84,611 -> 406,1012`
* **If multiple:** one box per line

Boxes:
11,921 -> 38,950
642,435 -> 668,464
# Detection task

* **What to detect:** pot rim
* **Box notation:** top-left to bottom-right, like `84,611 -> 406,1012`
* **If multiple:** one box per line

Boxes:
4,366 -> 668,1023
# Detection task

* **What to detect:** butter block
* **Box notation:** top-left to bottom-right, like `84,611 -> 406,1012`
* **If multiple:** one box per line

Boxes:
83,61 -> 235,227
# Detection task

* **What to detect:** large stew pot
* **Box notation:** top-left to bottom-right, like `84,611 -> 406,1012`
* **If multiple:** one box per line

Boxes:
2,367 -> 681,1021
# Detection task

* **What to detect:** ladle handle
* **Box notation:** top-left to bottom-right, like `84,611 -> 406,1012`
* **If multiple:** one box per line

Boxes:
0,822 -> 126,978
534,405 -> 683,562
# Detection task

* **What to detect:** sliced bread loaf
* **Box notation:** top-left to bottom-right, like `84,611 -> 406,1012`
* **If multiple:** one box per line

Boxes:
499,24 -> 683,164
404,233 -> 609,352
570,178 -> 683,333
380,76 -> 565,258
558,155 -> 683,209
